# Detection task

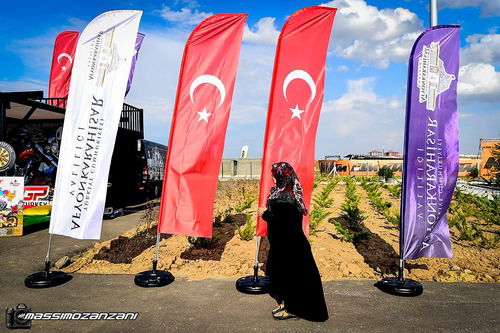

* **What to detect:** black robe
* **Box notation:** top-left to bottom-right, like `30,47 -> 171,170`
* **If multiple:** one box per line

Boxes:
263,201 -> 329,322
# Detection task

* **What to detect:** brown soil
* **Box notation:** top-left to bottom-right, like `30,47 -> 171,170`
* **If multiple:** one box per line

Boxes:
93,227 -> 170,264
62,180 -> 500,283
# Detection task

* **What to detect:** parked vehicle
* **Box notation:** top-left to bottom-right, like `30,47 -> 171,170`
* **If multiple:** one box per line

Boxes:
104,134 -> 167,218
0,91 -> 166,221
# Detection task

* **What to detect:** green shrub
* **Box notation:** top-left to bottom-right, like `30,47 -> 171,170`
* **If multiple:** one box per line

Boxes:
378,166 -> 394,179
237,214 -> 255,241
386,184 -> 402,199
353,231 -> 371,243
329,218 -> 370,243
386,212 -> 400,226
310,207 -> 330,235
362,180 -> 399,226
312,179 -> 339,208
340,204 -> 366,231
468,167 -> 479,179
234,195 -> 256,213
330,219 -> 355,242
187,233 -> 221,249
213,207 -> 233,227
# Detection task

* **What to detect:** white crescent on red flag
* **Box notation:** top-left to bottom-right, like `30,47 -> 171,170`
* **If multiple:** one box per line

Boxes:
158,14 -> 247,238
257,7 -> 336,236
48,31 -> 79,104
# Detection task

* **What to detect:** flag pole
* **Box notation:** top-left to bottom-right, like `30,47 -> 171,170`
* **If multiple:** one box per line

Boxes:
376,0 -> 441,297
235,235 -> 272,294
134,228 -> 174,288
25,232 -> 73,288
430,0 -> 438,27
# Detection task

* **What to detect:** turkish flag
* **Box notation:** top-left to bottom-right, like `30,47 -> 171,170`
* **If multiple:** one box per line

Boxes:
48,31 -> 79,105
158,14 -> 247,237
257,7 -> 336,236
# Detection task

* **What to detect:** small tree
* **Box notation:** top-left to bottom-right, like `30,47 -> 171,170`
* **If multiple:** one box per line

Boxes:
237,214 -> 255,241
491,143 -> 500,185
468,167 -> 479,179
378,166 -> 394,180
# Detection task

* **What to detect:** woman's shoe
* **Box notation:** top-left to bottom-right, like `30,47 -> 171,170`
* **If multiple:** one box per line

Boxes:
273,310 -> 298,320
272,304 -> 285,314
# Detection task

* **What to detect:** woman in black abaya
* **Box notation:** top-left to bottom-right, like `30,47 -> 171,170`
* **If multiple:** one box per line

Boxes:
261,162 -> 328,321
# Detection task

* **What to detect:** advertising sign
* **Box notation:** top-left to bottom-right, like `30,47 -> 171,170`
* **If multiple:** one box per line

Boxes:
0,177 -> 24,237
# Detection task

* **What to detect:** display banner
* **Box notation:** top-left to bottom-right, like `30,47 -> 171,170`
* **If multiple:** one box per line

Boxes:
49,10 -> 142,239
48,31 -> 79,105
125,32 -> 145,96
158,14 -> 247,238
0,177 -> 24,237
256,7 -> 336,236
401,25 -> 460,260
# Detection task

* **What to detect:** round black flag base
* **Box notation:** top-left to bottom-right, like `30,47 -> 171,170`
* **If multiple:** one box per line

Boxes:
134,270 -> 174,288
25,271 -> 73,289
236,275 -> 272,294
375,277 -> 423,297
236,265 -> 272,294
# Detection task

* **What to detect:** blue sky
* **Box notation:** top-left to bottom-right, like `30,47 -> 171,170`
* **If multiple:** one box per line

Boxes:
1,0 -> 499,158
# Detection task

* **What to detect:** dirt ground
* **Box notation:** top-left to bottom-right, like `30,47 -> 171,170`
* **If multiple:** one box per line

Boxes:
62,180 -> 500,283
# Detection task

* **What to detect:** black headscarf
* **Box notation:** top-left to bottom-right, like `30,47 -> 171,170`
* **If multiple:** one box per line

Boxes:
266,162 -> 308,216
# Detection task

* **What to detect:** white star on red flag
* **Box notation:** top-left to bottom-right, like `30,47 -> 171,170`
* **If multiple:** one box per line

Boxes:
289,104 -> 305,119
197,108 -> 212,122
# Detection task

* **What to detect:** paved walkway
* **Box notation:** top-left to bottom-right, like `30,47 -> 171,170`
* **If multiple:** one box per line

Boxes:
1,212 -> 499,332
1,277 -> 499,332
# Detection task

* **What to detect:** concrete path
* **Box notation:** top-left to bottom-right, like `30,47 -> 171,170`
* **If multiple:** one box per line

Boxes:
1,212 -> 499,332
1,277 -> 499,332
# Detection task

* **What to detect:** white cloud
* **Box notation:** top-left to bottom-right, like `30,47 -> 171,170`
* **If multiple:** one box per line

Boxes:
123,27 -> 277,151
65,17 -> 87,31
458,63 -> 500,103
243,17 -> 280,45
228,104 -> 267,125
458,112 -> 474,119
174,0 -> 202,9
231,42 -> 276,125
461,34 -> 500,65
320,77 -> 403,140
7,35 -> 54,79
321,0 -> 423,68
337,65 -> 349,72
5,16 -> 92,87
158,6 -> 212,25
441,0 -> 500,17
124,30 -> 187,144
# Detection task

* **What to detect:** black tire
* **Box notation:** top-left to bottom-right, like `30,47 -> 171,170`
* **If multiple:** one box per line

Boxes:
0,142 -> 16,173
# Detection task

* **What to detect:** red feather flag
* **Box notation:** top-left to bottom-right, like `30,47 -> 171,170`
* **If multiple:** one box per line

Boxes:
48,31 -> 79,104
158,14 -> 247,237
257,7 -> 336,236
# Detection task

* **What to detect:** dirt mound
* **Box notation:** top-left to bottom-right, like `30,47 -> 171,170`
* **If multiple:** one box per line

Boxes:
93,227 -> 170,264
62,179 -> 500,283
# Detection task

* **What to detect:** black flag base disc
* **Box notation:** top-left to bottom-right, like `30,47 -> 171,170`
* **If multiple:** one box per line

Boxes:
375,277 -> 423,297
134,270 -> 175,288
25,271 -> 73,289
236,275 -> 272,294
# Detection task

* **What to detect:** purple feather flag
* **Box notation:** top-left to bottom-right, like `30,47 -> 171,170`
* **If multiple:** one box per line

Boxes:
401,25 -> 460,260
125,32 -> 145,96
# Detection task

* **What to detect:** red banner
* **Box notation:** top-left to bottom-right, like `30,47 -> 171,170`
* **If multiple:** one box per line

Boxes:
48,31 -> 79,104
158,14 -> 247,237
257,7 -> 336,236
